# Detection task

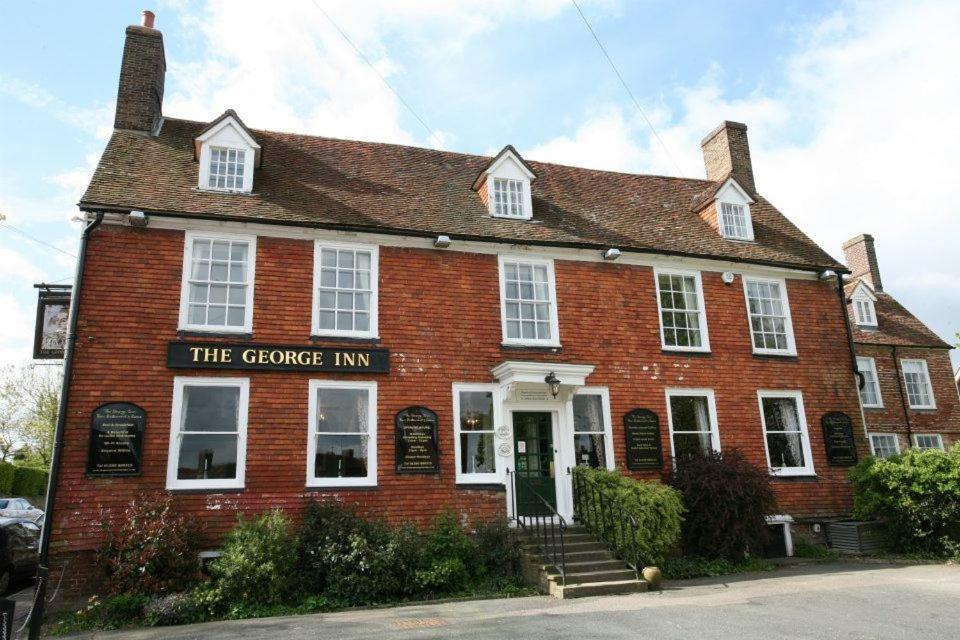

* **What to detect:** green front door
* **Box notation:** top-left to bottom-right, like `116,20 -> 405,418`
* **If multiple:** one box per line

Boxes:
513,412 -> 557,517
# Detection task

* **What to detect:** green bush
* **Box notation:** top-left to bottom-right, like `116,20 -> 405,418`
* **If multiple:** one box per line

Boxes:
99,493 -> 201,596
850,445 -> 960,554
660,555 -> 776,580
11,465 -> 48,497
573,466 -> 683,567
670,450 -> 776,559
209,510 -> 298,609
0,462 -> 14,495
472,518 -> 522,589
416,511 -> 474,593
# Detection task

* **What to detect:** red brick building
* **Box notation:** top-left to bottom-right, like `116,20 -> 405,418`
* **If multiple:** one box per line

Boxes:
47,15 -> 877,590
842,234 -> 960,456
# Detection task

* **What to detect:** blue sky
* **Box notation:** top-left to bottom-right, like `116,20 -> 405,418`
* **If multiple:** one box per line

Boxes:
1,0 -> 958,368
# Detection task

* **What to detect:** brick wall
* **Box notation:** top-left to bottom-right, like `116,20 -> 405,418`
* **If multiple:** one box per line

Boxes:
50,223 -> 866,589
856,343 -> 960,450
114,25 -> 165,132
700,121 -> 756,194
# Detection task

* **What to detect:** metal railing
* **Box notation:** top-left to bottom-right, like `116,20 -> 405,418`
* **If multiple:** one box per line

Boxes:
572,469 -> 641,579
507,468 -> 567,586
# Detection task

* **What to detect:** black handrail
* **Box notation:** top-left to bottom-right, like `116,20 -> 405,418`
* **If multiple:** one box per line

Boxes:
507,468 -> 567,586
572,469 -> 641,580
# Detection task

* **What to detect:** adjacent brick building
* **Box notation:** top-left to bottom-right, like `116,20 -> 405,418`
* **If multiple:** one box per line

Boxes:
842,234 -> 960,456
46,13 -> 899,593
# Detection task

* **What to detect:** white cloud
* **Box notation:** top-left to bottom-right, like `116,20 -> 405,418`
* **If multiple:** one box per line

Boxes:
0,73 -> 114,141
0,292 -> 35,368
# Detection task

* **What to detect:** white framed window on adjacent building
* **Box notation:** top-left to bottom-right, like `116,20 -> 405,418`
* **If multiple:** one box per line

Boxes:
757,390 -> 815,476
654,268 -> 710,352
571,388 -> 615,470
167,377 -> 248,490
307,380 -> 377,487
869,433 -> 900,458
312,241 -> 379,338
498,256 -> 560,347
912,434 -> 944,451
452,383 -> 501,484
901,359 -> 936,409
665,389 -> 721,459
743,276 -> 797,356
179,232 -> 256,333
857,356 -> 883,408
851,288 -> 877,327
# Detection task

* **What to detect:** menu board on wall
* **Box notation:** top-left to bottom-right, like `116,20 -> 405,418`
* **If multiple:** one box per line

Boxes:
623,409 -> 663,470
87,403 -> 146,476
395,406 -> 440,474
821,411 -> 858,466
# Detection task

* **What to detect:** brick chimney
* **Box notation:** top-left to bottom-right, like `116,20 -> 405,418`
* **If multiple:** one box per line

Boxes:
114,10 -> 165,133
842,234 -> 883,292
701,121 -> 755,194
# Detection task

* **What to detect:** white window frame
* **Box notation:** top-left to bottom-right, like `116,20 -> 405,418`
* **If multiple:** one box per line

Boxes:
178,231 -> 257,334
742,276 -> 797,356
310,241 -> 380,339
718,202 -> 754,241
664,388 -> 721,460
570,386 -> 616,471
901,359 -> 936,409
196,116 -> 258,193
166,376 -> 249,490
491,177 -> 527,219
856,356 -> 883,408
868,433 -> 900,458
654,268 -> 711,353
306,380 -> 378,488
757,390 -> 815,477
912,433 -> 944,451
452,382 -> 503,484
484,150 -> 535,221
715,179 -> 755,241
852,296 -> 877,327
498,255 -> 561,347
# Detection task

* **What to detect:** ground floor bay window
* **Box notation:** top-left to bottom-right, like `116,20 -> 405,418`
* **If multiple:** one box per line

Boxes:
758,391 -> 814,476
167,377 -> 248,490
307,381 -> 377,487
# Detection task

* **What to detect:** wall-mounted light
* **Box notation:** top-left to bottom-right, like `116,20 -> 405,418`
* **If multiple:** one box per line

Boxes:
434,235 -> 451,248
544,371 -> 561,398
721,271 -> 735,284
602,247 -> 621,261
128,210 -> 149,227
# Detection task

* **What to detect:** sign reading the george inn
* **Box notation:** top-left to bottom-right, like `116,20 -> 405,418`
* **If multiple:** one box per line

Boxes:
167,342 -> 390,373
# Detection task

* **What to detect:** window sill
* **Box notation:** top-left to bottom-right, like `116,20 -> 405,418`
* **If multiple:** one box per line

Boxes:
310,335 -> 381,345
661,348 -> 712,357
166,486 -> 245,494
908,407 -> 938,413
178,329 -> 253,340
862,405 -> 885,411
752,352 -> 799,362
501,343 -> 562,353
304,484 -> 379,492
455,483 -> 506,492
769,473 -> 818,482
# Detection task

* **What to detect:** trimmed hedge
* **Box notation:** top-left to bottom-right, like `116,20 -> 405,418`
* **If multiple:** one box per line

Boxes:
11,466 -> 48,497
0,463 -> 15,495
573,466 -> 683,567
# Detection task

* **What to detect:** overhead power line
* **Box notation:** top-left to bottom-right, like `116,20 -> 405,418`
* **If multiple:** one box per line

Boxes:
308,0 -> 444,148
0,219 -> 77,259
569,0 -> 686,177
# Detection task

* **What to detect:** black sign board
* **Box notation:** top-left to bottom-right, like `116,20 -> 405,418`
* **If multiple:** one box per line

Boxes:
395,406 -> 439,474
86,403 -> 146,476
167,342 -> 389,373
0,598 -> 13,640
33,285 -> 71,360
623,409 -> 663,470
821,411 -> 858,466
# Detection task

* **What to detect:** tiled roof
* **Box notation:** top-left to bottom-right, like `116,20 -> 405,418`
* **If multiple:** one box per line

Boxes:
81,117 -> 845,272
845,279 -> 952,349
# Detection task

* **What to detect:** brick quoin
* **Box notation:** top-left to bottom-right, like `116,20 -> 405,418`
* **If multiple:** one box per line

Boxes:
48,223 -> 867,594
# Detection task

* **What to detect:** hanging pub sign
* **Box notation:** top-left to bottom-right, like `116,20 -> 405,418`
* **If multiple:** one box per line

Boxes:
623,408 -> 663,470
821,411 -> 858,466
167,342 -> 389,373
33,284 -> 72,360
86,403 -> 146,476
395,406 -> 440,474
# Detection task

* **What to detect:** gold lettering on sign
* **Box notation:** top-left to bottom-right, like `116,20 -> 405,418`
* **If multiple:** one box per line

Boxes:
221,348 -> 232,363
190,347 -> 203,362
203,348 -> 219,363
269,350 -> 284,365
297,351 -> 311,366
242,349 -> 256,364
356,353 -> 370,367
341,352 -> 356,367
284,350 -> 297,365
258,350 -> 269,364
312,352 -> 324,366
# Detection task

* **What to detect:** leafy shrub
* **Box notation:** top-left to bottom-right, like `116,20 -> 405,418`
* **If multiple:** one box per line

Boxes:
792,539 -> 838,560
670,450 -> 776,559
99,493 -> 201,596
209,510 -> 297,608
472,518 -> 522,589
0,462 -> 15,495
660,555 -> 775,580
850,446 -> 960,554
416,511 -> 474,593
573,466 -> 683,566
11,465 -> 48,497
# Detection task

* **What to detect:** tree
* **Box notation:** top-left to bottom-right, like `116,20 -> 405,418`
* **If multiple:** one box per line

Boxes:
0,364 -> 62,466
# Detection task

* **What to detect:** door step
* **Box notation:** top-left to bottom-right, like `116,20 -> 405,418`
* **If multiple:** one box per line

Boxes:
550,579 -> 648,599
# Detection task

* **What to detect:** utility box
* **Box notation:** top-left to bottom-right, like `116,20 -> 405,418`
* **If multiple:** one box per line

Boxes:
827,520 -> 883,553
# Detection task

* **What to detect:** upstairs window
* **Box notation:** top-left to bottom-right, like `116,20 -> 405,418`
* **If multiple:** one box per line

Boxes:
744,277 -> 796,355
312,242 -> 378,338
208,147 -> 246,190
857,356 -> 883,408
493,178 -> 525,218
851,285 -> 878,327
901,359 -> 935,409
656,269 -> 710,352
498,256 -> 559,346
179,232 -> 256,333
869,433 -> 900,458
720,203 -> 750,239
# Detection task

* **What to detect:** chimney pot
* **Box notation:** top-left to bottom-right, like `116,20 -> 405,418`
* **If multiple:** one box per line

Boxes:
142,10 -> 155,29
701,120 -> 756,194
842,233 -> 883,292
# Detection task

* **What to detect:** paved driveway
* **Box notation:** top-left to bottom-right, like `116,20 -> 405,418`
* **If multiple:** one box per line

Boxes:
63,562 -> 959,639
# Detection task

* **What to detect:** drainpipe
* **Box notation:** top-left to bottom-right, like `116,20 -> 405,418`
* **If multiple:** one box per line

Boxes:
28,212 -> 104,640
891,345 -> 913,448
831,274 -> 872,443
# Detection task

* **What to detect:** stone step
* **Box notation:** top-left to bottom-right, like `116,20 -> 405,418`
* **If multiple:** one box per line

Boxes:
563,549 -> 616,562
563,559 -> 628,572
523,540 -> 607,554
554,568 -> 638,584
551,579 -> 648,599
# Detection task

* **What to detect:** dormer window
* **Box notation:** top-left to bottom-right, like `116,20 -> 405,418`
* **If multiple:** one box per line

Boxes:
472,145 -> 536,221
850,282 -> 878,327
710,178 -> 755,241
195,109 -> 261,194
720,202 -> 750,239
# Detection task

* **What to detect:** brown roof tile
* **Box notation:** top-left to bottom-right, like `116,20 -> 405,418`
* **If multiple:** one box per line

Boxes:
845,279 -> 951,349
81,117 -> 844,271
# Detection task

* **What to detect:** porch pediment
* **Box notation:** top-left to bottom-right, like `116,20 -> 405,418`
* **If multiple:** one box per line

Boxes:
491,361 -> 595,403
